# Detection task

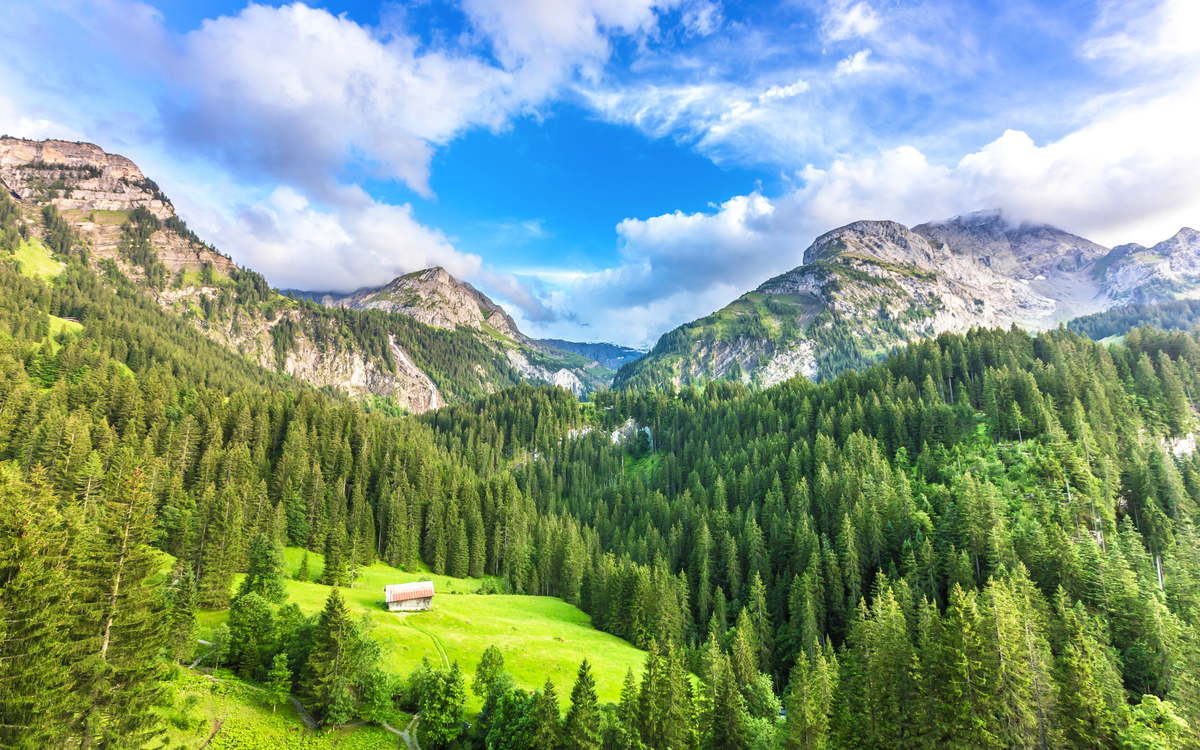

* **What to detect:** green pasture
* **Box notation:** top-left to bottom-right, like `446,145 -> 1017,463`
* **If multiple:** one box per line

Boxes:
198,548 -> 649,713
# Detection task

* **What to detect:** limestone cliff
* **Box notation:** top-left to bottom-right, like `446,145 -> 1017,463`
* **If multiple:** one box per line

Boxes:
324,266 -> 614,398
616,210 -> 1200,389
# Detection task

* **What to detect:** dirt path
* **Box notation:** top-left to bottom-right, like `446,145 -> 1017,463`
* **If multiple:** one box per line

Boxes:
395,614 -> 449,669
381,713 -> 421,750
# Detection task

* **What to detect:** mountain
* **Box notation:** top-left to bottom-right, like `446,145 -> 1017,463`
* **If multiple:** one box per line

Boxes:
538,339 -> 647,370
615,210 -> 1200,389
0,137 -> 609,409
316,267 -> 615,397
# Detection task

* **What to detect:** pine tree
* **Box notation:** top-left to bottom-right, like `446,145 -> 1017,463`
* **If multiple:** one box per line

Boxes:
452,522 -> 470,579
297,550 -> 310,582
267,652 -> 292,713
0,467 -> 75,749
563,658 -> 602,750
530,678 -> 562,750
302,588 -> 354,721
71,467 -> 168,748
238,531 -> 288,602
166,564 -> 198,662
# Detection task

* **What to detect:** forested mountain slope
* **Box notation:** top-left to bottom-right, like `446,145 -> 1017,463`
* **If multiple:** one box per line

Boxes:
616,210 -> 1200,390
5,149 -> 1200,748
6,192 -> 1200,746
0,137 -> 607,408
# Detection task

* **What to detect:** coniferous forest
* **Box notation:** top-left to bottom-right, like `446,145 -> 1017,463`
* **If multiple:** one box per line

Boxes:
4,185 -> 1200,749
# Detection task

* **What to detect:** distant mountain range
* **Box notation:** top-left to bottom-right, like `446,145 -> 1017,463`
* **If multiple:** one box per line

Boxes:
8,135 -> 1197,405
0,137 -> 615,410
537,340 -> 646,370
614,210 -> 1200,390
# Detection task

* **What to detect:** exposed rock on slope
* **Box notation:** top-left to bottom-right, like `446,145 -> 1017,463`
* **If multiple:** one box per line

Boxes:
323,266 -> 615,398
1,137 -> 173,219
333,267 -> 525,340
0,138 -> 491,411
1103,228 -> 1200,303
616,210 -> 1200,389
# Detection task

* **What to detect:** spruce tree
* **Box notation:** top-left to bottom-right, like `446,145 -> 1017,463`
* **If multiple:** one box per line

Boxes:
452,522 -> 470,579
530,678 -> 562,750
166,565 -> 198,662
267,652 -> 292,713
297,549 -> 310,582
303,588 -> 354,721
0,467 -> 75,749
71,467 -> 167,748
238,531 -> 288,602
563,658 -> 601,750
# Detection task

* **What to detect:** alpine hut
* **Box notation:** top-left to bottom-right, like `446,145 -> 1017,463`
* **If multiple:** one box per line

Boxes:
384,581 -> 435,612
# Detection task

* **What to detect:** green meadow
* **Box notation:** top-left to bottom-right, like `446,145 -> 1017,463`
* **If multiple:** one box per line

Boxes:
14,236 -> 64,280
198,548 -> 649,714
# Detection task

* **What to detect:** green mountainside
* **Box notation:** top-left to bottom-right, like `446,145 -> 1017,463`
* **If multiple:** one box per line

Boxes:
0,137 -> 609,410
4,144 -> 1200,750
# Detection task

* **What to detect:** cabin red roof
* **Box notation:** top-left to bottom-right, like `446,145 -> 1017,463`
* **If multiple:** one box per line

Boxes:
385,581 -> 435,603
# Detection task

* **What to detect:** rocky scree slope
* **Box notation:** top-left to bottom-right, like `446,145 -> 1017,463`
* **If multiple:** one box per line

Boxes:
0,137 -> 597,409
615,210 -> 1200,390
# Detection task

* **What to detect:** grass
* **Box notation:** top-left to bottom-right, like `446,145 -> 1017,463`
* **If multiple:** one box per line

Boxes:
199,548 -> 650,714
153,670 -> 400,750
44,315 -> 84,354
480,322 -> 517,347
14,236 -> 64,280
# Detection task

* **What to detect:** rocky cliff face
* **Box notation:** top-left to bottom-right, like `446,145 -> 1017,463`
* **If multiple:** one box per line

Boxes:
324,266 -> 614,398
0,138 -> 471,411
617,210 -> 1200,389
1,137 -> 173,219
333,267 -> 525,339
1104,228 -> 1200,303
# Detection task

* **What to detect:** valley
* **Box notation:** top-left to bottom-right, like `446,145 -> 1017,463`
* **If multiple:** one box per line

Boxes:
4,133 -> 1200,750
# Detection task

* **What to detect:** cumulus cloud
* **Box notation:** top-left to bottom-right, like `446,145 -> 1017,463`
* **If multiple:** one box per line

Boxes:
822,0 -> 880,42
178,184 -> 481,293
547,77 -> 1200,346
834,49 -> 872,76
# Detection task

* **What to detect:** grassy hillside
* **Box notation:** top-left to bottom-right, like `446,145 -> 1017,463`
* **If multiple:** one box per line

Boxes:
14,236 -> 64,280
198,548 -> 649,714
153,671 -> 405,750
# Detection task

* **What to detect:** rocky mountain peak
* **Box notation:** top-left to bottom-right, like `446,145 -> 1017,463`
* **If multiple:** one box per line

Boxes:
914,209 -> 1107,278
801,219 -> 928,266
0,137 -> 174,220
333,265 -> 526,341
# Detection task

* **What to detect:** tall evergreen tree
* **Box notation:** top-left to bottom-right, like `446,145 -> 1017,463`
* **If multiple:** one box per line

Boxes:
563,658 -> 602,750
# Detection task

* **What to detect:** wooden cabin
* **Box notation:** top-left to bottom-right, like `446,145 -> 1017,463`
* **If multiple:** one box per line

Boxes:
384,581 -> 435,612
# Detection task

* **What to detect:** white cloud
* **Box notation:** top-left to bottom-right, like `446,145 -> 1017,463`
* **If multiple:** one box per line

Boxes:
0,96 -> 85,142
759,79 -> 810,101
822,0 -> 881,42
544,78 -> 1200,345
835,48 -> 872,76
178,184 -> 482,293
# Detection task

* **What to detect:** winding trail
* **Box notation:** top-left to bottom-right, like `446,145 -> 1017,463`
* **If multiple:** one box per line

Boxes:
381,713 -> 421,750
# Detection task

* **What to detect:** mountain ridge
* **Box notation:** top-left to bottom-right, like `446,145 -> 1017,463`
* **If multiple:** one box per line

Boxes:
615,210 -> 1200,390
0,136 -> 608,409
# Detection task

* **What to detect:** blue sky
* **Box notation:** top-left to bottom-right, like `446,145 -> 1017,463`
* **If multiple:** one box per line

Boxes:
2,0 -> 1198,346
